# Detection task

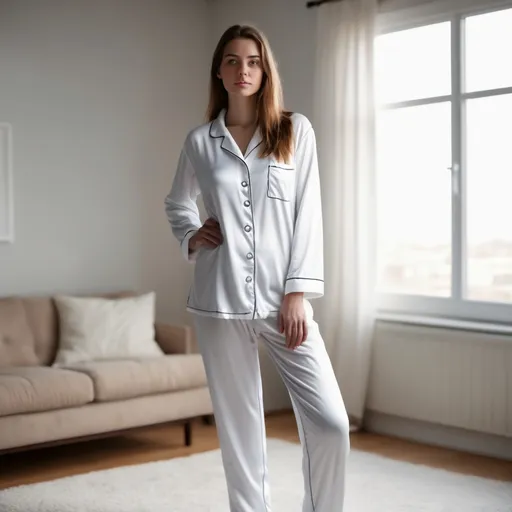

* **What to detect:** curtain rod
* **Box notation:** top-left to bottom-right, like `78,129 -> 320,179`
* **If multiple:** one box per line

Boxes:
306,0 -> 339,8
307,0 -> 381,7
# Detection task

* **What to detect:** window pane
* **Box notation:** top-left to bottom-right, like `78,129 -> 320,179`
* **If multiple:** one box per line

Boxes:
466,93 -> 512,303
375,22 -> 451,105
377,102 -> 452,296
465,8 -> 512,93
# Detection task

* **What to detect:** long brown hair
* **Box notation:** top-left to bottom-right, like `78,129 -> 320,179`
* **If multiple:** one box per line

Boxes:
207,25 -> 293,164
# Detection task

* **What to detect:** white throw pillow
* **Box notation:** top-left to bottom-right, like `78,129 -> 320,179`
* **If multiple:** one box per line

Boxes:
52,292 -> 164,366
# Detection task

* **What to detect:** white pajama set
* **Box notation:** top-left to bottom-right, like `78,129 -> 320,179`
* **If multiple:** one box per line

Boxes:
165,109 -> 350,512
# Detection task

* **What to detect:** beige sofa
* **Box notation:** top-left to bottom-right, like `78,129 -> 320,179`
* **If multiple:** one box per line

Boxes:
0,292 -> 213,455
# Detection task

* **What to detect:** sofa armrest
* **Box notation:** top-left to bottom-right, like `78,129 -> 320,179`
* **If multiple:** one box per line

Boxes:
154,323 -> 193,354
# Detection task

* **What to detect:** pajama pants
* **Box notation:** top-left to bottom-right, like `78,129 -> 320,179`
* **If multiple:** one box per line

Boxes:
193,300 -> 350,512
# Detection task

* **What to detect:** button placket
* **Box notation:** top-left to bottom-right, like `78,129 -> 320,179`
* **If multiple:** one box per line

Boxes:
241,175 -> 255,290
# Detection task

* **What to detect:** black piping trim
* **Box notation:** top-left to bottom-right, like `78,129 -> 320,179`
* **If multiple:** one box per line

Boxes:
209,120 -> 258,320
245,140 -> 263,159
209,118 -> 263,161
286,277 -> 324,282
246,167 -> 258,320
269,164 -> 295,170
186,304 -> 252,315
209,120 -> 263,164
293,400 -> 316,511
182,228 -> 198,241
256,358 -> 270,511
209,121 -> 245,165
267,164 -> 295,202
186,305 -> 281,315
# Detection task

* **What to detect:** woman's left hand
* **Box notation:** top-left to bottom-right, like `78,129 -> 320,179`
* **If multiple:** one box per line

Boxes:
279,292 -> 308,350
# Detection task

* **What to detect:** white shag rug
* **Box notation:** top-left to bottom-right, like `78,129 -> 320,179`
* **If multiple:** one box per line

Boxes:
1,438 -> 511,512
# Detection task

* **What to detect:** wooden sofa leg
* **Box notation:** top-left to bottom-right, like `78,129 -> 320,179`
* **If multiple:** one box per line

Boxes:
202,414 -> 215,426
184,421 -> 192,446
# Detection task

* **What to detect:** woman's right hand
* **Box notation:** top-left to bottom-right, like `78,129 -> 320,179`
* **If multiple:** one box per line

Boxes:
189,217 -> 224,252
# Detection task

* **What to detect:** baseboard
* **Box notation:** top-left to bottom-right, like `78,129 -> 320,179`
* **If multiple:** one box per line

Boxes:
364,410 -> 512,461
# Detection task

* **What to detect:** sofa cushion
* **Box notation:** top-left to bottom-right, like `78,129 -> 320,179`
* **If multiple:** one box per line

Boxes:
62,354 -> 207,402
0,298 -> 39,367
52,292 -> 164,366
21,297 -> 60,366
0,367 -> 94,417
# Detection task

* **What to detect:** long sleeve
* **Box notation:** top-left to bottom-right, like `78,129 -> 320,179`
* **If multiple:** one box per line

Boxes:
164,146 -> 202,263
284,126 -> 324,298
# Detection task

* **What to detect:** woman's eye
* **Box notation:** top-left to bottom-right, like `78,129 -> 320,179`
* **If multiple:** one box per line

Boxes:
250,60 -> 260,66
228,59 -> 237,65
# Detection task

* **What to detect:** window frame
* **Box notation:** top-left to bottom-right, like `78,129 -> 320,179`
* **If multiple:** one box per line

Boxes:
375,0 -> 512,326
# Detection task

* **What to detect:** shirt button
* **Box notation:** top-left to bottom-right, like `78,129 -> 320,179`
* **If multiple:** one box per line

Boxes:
244,225 -> 252,232
247,253 -> 254,259
241,181 -> 248,187
244,200 -> 250,207
246,276 -> 253,283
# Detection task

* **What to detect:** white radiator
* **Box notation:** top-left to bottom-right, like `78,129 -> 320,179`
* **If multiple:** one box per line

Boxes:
367,321 -> 512,438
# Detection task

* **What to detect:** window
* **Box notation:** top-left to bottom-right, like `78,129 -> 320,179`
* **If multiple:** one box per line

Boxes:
375,6 -> 512,324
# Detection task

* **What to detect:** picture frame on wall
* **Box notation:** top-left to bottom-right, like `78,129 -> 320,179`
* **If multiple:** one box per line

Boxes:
0,123 -> 14,243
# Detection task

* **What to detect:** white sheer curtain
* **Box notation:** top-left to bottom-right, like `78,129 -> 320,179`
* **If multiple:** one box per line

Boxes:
313,0 -> 379,429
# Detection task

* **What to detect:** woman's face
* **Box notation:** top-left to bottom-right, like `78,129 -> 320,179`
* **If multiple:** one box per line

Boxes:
217,38 -> 264,98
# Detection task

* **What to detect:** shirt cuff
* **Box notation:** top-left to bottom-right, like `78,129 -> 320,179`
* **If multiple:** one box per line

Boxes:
181,230 -> 199,263
285,278 -> 324,299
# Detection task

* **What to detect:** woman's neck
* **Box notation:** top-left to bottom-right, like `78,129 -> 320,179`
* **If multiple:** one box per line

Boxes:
225,95 -> 257,128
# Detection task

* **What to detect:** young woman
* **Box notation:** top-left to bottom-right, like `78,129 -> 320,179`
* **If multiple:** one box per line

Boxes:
165,24 -> 350,512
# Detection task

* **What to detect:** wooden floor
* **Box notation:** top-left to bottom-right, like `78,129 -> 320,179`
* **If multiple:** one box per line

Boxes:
1,410 -> 511,490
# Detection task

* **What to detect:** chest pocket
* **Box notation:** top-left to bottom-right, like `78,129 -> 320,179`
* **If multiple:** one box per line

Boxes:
267,164 -> 296,202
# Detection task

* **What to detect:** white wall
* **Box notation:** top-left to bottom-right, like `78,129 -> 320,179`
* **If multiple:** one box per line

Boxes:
0,0 -> 210,325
